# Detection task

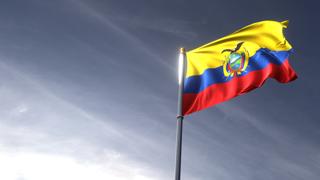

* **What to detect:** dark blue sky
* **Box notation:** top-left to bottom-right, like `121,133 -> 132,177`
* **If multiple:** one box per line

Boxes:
0,0 -> 319,179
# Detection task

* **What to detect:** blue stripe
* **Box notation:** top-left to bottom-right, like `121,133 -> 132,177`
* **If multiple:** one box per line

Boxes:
184,48 -> 292,94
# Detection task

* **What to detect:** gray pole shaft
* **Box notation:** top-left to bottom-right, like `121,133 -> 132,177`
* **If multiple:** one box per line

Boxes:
175,48 -> 186,180
175,116 -> 183,180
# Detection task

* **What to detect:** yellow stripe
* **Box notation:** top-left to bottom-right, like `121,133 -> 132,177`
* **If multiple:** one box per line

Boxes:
186,20 -> 292,78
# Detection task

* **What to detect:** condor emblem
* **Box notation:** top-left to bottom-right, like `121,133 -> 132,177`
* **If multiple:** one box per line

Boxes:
221,42 -> 249,78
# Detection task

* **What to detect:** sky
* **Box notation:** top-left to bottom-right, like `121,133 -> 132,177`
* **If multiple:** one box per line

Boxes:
0,0 -> 319,179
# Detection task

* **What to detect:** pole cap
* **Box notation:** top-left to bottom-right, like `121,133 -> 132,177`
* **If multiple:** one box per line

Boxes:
180,47 -> 185,54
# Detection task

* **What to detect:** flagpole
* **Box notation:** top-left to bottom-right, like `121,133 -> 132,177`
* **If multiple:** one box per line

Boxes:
175,47 -> 186,180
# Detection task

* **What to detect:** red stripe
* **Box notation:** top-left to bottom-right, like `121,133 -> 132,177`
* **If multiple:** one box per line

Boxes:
182,59 -> 297,115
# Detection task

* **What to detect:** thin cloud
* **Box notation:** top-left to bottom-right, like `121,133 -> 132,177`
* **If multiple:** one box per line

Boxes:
0,60 -> 170,179
70,0 -> 174,71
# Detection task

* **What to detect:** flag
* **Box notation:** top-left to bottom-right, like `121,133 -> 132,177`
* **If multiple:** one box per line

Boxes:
182,20 -> 297,115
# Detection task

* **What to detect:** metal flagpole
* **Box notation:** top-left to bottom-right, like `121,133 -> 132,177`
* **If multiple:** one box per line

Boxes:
175,47 -> 186,180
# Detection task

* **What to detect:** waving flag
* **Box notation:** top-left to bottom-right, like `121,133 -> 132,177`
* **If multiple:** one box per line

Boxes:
182,20 -> 297,115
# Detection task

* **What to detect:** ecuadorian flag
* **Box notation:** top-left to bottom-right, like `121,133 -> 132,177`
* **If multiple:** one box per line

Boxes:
183,20 -> 297,115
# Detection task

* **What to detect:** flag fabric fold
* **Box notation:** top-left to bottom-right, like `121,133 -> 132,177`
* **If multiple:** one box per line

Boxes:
182,20 -> 297,115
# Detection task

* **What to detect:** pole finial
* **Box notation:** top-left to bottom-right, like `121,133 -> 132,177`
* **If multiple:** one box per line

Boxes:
180,47 -> 185,54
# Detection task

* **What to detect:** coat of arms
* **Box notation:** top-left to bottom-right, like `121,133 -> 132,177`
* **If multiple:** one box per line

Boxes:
221,42 -> 249,78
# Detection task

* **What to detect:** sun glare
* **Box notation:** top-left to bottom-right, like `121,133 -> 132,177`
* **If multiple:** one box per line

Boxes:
0,151 -> 154,180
